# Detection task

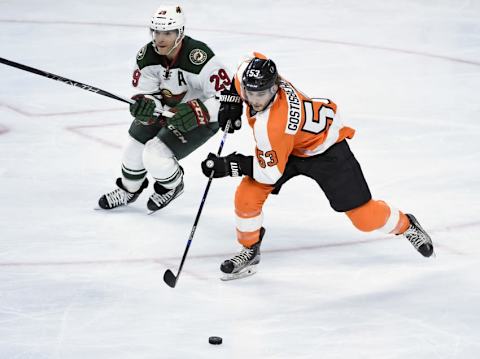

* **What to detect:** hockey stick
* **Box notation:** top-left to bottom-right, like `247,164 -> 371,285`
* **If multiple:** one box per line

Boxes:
163,120 -> 234,288
0,56 -> 173,117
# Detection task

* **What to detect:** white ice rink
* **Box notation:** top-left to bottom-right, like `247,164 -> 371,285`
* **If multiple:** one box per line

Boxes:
1,1 -> 479,358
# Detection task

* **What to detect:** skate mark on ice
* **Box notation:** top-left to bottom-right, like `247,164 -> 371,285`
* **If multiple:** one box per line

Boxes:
0,220 -> 477,268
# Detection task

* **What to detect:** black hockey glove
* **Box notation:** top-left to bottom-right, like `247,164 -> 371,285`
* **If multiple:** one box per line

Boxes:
201,152 -> 253,178
167,99 -> 210,133
130,94 -> 157,125
218,87 -> 243,133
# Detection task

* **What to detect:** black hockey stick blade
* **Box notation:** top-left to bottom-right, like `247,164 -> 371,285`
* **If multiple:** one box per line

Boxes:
163,269 -> 177,288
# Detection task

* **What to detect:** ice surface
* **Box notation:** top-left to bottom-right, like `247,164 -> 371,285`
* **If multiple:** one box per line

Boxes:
1,1 -> 479,358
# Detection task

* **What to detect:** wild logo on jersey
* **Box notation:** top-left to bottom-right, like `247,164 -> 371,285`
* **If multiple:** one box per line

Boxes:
189,49 -> 208,65
159,89 -> 187,108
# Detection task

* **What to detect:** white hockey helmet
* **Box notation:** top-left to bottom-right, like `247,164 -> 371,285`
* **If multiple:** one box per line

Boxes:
150,5 -> 186,55
150,5 -> 186,34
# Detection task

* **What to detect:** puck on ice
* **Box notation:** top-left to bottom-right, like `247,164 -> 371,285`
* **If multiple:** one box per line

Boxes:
209,336 -> 222,345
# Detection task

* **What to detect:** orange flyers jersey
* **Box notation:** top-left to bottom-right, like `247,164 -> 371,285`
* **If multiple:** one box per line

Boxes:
234,59 -> 355,185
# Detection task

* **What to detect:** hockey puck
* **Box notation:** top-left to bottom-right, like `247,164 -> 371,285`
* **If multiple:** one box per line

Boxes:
208,336 -> 222,345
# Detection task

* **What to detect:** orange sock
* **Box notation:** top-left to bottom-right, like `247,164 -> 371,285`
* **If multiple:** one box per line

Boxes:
346,200 -> 409,234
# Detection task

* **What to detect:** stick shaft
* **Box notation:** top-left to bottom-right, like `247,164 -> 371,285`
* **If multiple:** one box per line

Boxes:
0,57 -> 134,104
164,122 -> 231,287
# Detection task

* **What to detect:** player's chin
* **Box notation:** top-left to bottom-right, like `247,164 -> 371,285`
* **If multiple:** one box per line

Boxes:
155,46 -> 169,55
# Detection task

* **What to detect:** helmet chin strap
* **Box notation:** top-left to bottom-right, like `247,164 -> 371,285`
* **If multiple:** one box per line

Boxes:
166,33 -> 184,56
152,29 -> 184,57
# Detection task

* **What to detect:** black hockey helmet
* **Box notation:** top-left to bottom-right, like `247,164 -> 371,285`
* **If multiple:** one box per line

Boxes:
242,56 -> 278,92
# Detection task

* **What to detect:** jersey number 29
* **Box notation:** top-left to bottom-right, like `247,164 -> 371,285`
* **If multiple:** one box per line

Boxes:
210,69 -> 231,91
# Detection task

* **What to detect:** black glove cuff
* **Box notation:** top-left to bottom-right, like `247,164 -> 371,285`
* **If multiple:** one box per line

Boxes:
220,92 -> 242,104
234,154 -> 253,177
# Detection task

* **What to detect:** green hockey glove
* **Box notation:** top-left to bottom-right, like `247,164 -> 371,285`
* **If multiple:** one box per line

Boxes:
130,94 -> 157,125
167,99 -> 210,133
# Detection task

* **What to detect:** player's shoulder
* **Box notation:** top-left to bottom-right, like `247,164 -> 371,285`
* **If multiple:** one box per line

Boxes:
135,42 -> 161,70
265,80 -> 304,135
177,36 -> 216,74
275,79 -> 303,114
278,80 -> 337,111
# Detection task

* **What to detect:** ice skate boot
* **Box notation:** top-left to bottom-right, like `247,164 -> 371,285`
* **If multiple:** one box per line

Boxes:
98,178 -> 148,209
220,227 -> 266,281
147,180 -> 184,212
403,214 -> 434,257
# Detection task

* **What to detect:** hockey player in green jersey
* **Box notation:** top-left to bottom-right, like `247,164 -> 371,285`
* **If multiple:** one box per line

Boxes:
98,5 -> 234,212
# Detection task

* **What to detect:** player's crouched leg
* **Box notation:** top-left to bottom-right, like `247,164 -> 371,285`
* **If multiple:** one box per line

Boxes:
346,200 -> 409,234
143,137 -> 184,212
234,177 -> 273,247
345,200 -> 434,257
220,177 -> 273,278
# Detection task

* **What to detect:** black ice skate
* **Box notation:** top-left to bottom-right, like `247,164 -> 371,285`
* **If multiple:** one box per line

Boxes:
403,214 -> 434,257
98,178 -> 148,209
147,180 -> 184,213
220,227 -> 266,281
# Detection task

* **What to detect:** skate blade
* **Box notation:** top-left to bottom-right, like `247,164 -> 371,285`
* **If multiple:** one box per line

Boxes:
147,189 -> 184,215
220,265 -> 257,281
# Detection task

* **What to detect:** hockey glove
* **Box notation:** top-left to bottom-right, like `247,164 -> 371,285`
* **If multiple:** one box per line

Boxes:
201,152 -> 253,178
130,94 -> 157,125
167,99 -> 210,134
218,87 -> 243,133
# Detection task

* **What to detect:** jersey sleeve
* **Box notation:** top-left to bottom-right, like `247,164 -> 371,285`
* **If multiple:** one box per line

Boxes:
130,45 -> 162,94
131,63 -> 161,94
193,55 -> 232,121
251,104 -> 295,185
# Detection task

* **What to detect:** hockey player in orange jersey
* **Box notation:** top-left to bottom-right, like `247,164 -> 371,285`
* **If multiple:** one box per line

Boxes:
201,52 -> 434,280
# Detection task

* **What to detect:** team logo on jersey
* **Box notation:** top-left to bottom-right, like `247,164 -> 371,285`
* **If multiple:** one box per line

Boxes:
136,46 -> 147,60
160,89 -> 174,98
159,89 -> 187,107
189,49 -> 208,65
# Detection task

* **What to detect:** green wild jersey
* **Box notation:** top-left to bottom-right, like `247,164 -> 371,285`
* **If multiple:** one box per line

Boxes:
132,36 -> 231,120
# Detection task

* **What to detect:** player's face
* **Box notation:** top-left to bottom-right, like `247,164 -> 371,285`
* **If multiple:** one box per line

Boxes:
152,30 -> 179,55
244,86 -> 277,112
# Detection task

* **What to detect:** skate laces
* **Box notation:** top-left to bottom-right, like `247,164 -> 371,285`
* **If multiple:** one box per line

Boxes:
150,189 -> 175,207
106,188 -> 133,207
230,247 -> 255,266
404,225 -> 429,249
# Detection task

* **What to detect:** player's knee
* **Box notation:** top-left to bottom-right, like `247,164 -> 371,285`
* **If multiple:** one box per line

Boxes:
143,138 -> 176,174
234,185 -> 258,215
